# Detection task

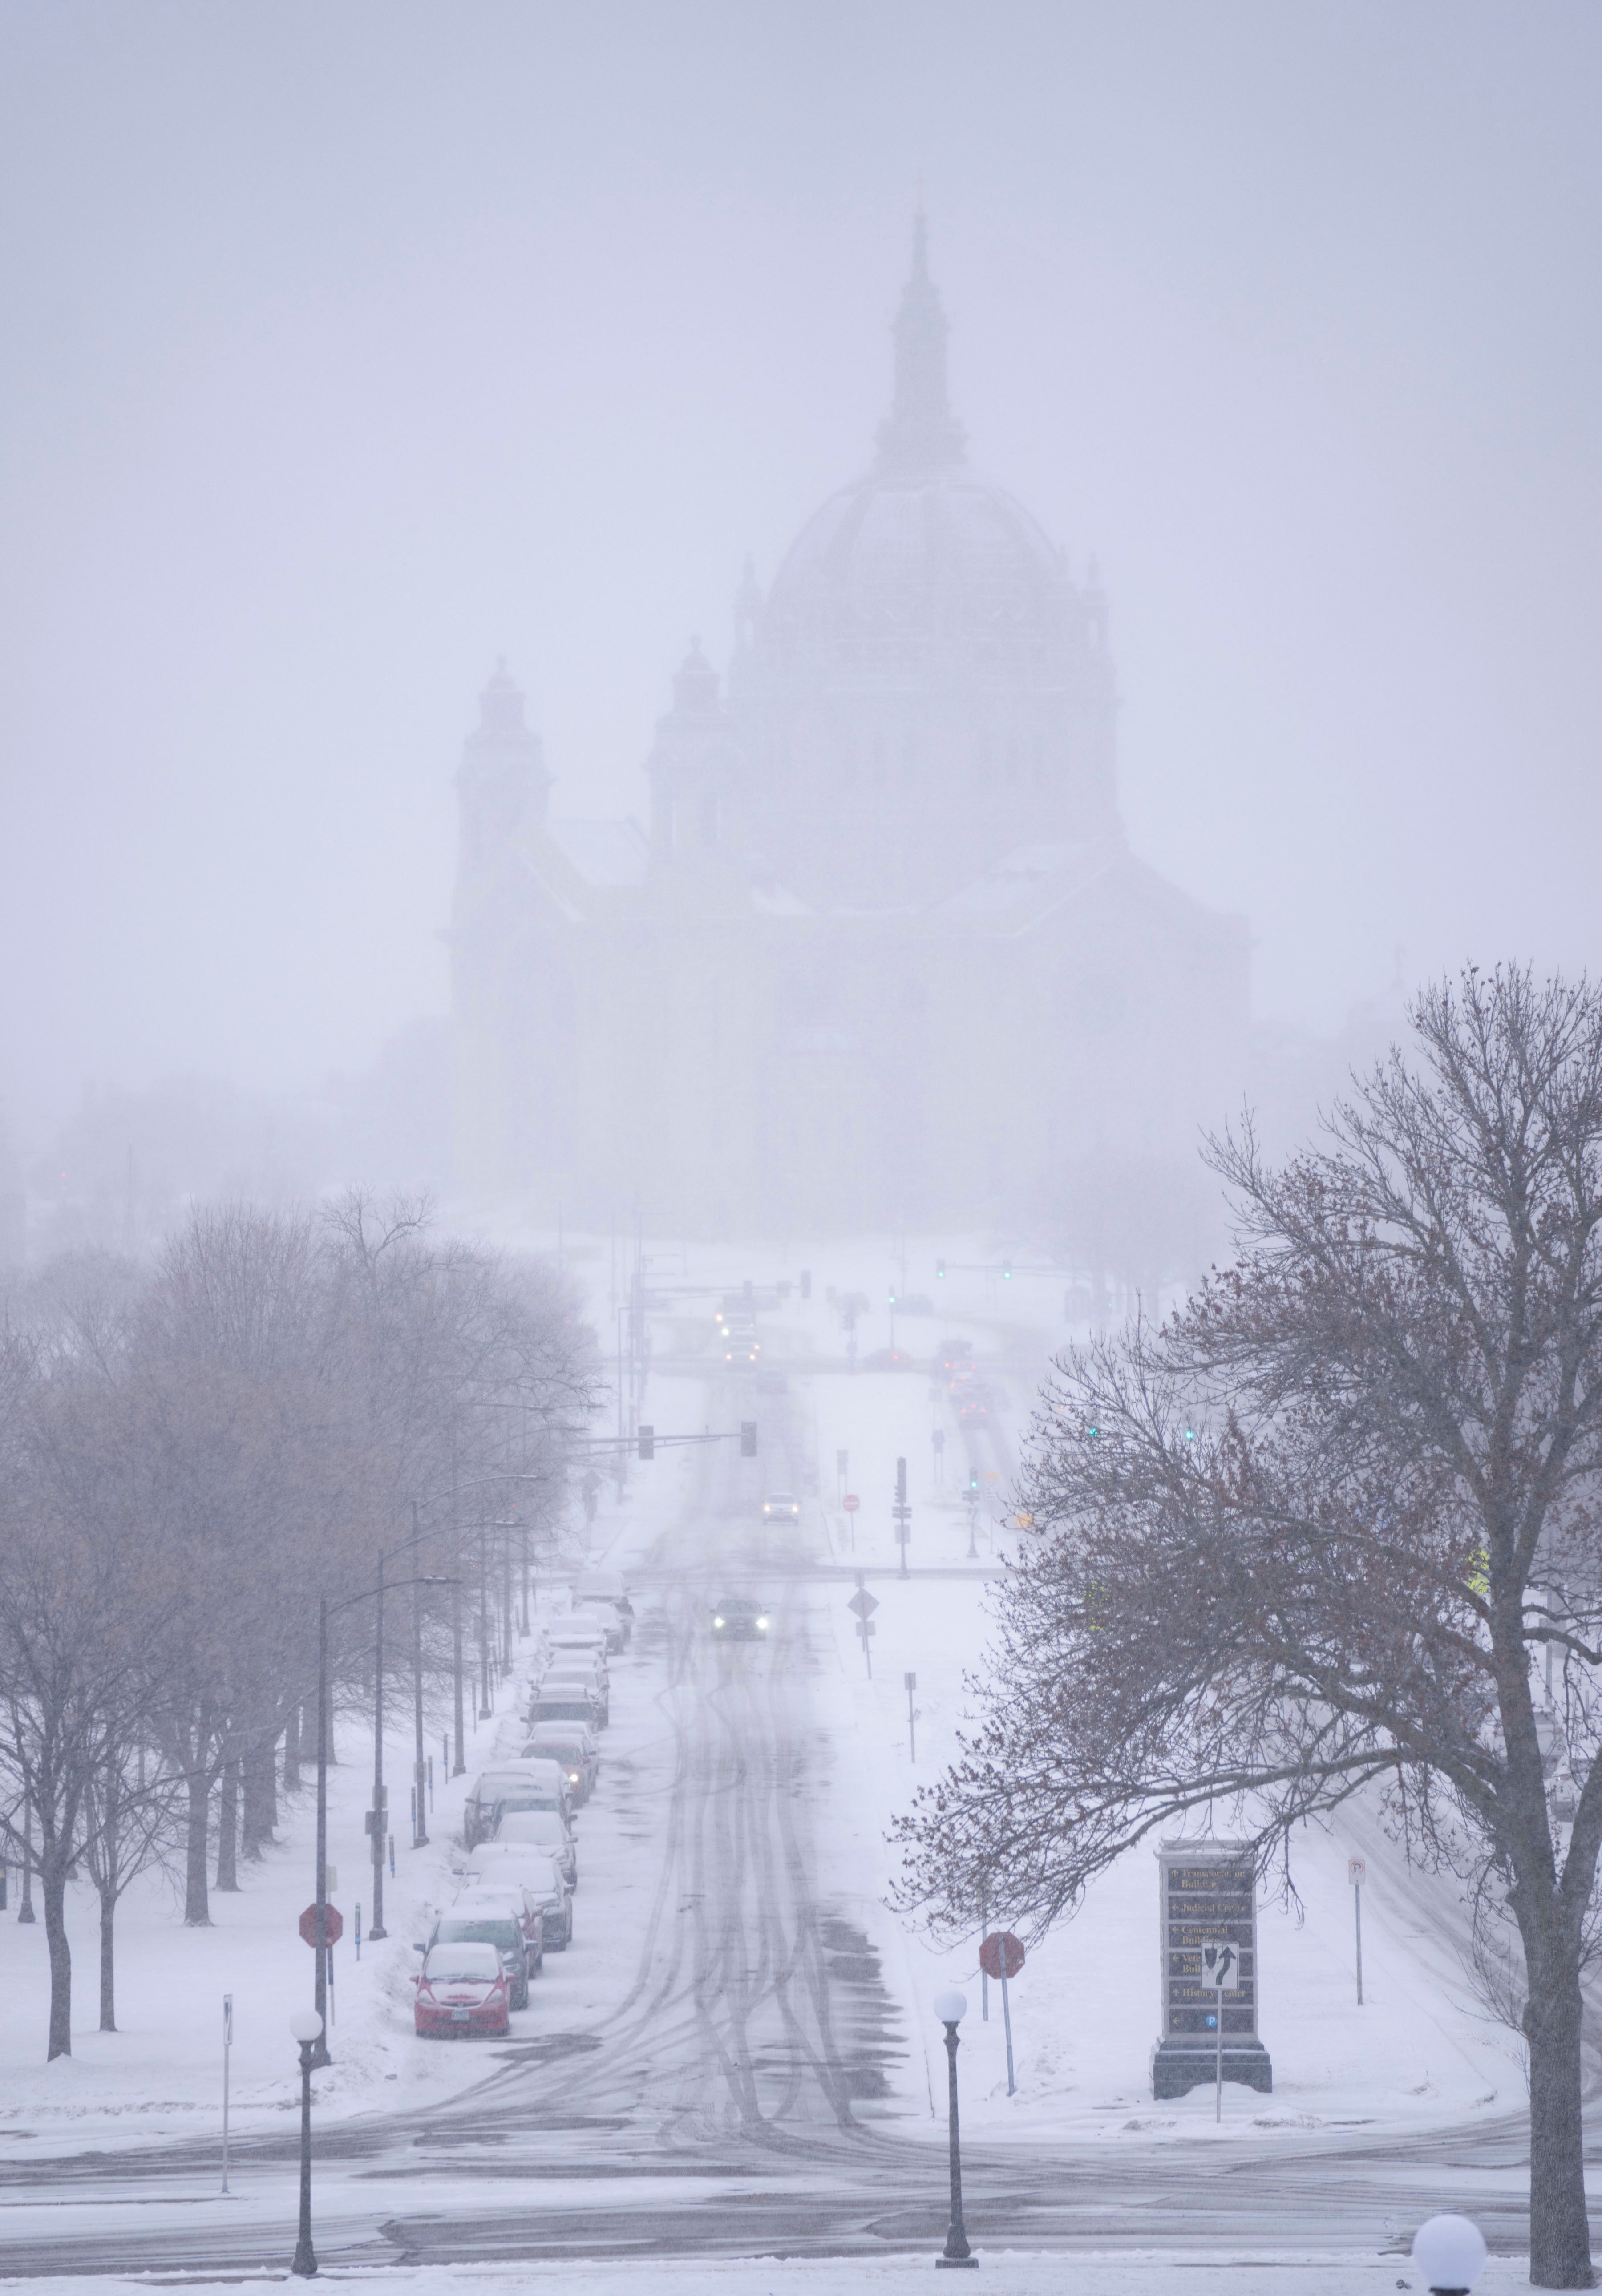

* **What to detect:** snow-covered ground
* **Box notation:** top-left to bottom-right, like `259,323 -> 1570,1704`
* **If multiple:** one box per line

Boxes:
0,1228 -> 1531,2278
0,1567 -> 663,2149
0,2257 -> 1533,2296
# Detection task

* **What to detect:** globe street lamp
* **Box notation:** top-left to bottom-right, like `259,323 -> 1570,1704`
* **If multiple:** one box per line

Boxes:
288,2008 -> 323,2278
1411,2215 -> 1487,2295
933,1988 -> 977,2269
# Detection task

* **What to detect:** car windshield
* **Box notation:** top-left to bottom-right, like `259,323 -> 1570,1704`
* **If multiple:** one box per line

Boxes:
498,1811 -> 562,1840
533,1700 -> 591,1719
424,1943 -> 500,1982
765,1494 -> 795,1505
469,1848 -> 558,1890
526,1740 -> 588,1765
435,1916 -> 519,1949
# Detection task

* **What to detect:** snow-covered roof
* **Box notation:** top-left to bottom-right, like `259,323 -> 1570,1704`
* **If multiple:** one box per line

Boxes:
939,841 -> 1103,918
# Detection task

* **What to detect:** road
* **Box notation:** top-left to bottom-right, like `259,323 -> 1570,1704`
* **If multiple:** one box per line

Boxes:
0,1323 -> 1587,2273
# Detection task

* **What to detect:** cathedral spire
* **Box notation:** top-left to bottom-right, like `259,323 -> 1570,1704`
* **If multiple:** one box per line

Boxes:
876,209 -> 967,473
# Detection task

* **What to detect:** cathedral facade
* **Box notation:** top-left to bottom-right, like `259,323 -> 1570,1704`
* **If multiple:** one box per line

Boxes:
450,225 -> 1249,1238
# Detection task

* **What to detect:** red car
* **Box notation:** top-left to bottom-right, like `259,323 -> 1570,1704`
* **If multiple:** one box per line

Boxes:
413,1940 -> 510,2037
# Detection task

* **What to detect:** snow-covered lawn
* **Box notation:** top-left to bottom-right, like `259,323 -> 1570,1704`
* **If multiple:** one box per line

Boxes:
0,2252 -> 1532,2296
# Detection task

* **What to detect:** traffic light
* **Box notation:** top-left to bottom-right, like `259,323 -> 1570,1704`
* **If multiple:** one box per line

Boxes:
637,1424 -> 655,1460
896,1455 -> 907,1506
889,1285 -> 898,1307
740,1419 -> 758,1458
801,1269 -> 811,1300
936,1257 -> 946,1279
1001,1257 -> 1012,1281
967,1467 -> 980,1495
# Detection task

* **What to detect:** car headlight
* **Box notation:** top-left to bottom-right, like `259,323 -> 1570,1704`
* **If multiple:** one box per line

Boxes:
713,1616 -> 724,1628
756,1617 -> 769,1630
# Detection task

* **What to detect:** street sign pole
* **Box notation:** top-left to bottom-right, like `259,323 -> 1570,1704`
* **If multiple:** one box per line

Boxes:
1200,1938 -> 1238,2122
979,1931 -> 1025,2092
221,1994 -> 232,2195
905,1672 -> 917,1763
1349,1857 -> 1366,2005
848,1574 -> 879,1679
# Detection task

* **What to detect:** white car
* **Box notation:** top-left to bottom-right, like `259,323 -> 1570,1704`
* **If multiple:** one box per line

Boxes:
461,1843 -> 574,1949
494,1804 -> 578,1890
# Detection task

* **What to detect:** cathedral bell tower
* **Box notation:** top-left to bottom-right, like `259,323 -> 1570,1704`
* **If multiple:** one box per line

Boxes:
457,661 -> 550,878
646,639 -> 748,878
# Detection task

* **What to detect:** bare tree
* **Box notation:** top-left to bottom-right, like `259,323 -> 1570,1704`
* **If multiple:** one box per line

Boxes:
81,1735 -> 182,2031
895,970 -> 1602,2291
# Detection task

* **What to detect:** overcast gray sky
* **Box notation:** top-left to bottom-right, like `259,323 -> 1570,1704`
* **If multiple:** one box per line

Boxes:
1,2 -> 1598,1133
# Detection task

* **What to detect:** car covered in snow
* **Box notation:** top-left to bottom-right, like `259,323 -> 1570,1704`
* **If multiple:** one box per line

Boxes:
464,1757 -> 571,1845
461,1843 -> 573,1949
412,1939 -> 510,2037
527,1685 -> 602,1732
494,1804 -> 578,1891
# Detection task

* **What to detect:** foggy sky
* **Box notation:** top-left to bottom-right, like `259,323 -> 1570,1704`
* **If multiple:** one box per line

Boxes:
1,2 -> 1598,1136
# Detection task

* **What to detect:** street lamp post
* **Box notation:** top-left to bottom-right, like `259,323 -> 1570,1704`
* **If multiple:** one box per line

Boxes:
369,1548 -> 387,1939
933,1989 -> 977,2269
311,1599 -> 332,2067
288,2008 -> 323,2277
412,1573 -> 427,1848
451,1579 -> 466,1773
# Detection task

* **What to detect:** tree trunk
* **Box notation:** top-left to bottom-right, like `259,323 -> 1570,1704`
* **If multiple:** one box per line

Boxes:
1524,1940 -> 1595,2286
184,1770 -> 210,1925
97,1883 -> 116,2033
283,1703 -> 301,1794
241,1728 -> 277,1853
41,1859 -> 72,2061
215,1758 -> 239,1890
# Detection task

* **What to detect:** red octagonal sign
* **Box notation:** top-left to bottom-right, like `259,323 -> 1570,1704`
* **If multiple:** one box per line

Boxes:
979,1929 -> 1025,1981
299,1902 -> 344,1948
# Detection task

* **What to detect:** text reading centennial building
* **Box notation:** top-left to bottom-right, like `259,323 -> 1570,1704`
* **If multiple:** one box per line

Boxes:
451,226 -> 1249,1236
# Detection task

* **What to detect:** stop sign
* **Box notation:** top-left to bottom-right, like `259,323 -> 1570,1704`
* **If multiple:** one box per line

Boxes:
843,1494 -> 860,1513
299,1902 -> 344,1948
979,1930 -> 1025,1980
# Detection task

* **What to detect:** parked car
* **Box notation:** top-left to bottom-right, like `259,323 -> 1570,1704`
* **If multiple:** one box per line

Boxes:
462,1843 -> 574,1948
413,1939 -> 510,2037
495,1804 -> 578,1890
549,1622 -> 611,1668
711,1595 -> 770,1641
528,1689 -> 602,1732
521,1723 -> 599,1803
541,1667 -> 609,1727
760,1492 -> 801,1524
465,1758 -> 570,1845
572,1576 -> 634,1638
425,1896 -> 534,2008
570,1603 -> 626,1655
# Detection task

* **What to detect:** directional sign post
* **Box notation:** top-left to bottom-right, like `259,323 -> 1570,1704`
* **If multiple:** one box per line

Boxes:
979,1931 -> 1025,2094
1348,1857 -> 1366,2005
904,1671 -> 917,1764
1200,1938 -> 1239,2122
848,1576 -> 878,1679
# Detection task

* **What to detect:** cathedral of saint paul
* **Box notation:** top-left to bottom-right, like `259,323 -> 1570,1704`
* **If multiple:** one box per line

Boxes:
449,223 -> 1249,1239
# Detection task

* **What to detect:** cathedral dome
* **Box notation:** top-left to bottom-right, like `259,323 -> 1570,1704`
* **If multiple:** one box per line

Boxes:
754,217 -> 1076,676
762,463 -> 1071,669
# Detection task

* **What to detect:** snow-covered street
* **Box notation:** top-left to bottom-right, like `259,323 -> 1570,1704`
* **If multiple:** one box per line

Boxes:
0,1240 -> 1554,2278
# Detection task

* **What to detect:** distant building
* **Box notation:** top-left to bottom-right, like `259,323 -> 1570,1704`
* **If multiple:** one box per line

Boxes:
450,222 -> 1250,1239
